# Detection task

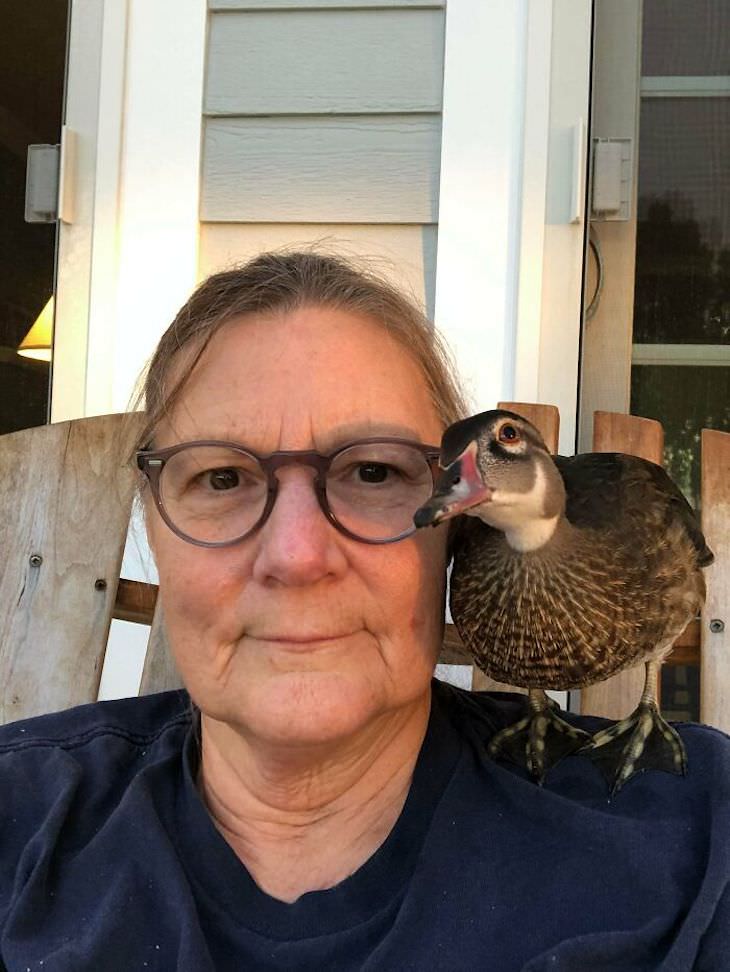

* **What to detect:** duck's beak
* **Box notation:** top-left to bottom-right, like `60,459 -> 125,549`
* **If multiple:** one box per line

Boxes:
414,440 -> 493,528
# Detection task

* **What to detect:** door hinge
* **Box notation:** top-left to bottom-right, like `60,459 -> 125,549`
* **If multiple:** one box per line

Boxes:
24,126 -> 76,224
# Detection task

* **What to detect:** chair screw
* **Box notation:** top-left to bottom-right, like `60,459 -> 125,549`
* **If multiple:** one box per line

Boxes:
709,619 -> 725,634
95,578 -> 108,591
29,554 -> 43,568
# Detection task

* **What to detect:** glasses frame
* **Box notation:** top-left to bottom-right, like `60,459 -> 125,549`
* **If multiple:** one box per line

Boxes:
136,437 -> 442,547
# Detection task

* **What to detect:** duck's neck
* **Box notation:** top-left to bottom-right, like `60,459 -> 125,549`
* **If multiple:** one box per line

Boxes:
503,513 -> 561,552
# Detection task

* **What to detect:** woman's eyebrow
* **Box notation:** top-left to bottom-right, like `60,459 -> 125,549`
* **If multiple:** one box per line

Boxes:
321,421 -> 431,448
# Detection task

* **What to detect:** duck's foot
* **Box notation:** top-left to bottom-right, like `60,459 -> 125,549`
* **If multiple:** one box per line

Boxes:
580,701 -> 687,795
488,690 -> 591,784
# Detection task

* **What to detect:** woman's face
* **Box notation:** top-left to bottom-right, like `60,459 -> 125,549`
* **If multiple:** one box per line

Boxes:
147,305 -> 450,747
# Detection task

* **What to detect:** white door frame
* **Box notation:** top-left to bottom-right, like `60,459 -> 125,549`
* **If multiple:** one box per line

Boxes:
435,0 -> 593,455
52,0 -> 207,422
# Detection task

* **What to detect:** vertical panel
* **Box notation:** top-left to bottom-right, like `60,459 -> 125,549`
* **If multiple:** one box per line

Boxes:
701,429 -> 730,732
577,0 -> 642,453
536,0 -> 593,455
112,0 -> 207,413
52,0 -> 105,422
435,0 -> 528,412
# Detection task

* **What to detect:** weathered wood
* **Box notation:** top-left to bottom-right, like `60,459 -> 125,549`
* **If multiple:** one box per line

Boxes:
206,9 -> 444,115
581,411 -> 665,720
0,414 -> 143,722
592,410 -> 664,463
498,402 -> 560,454
139,605 -> 183,696
201,115 -> 441,223
700,429 -> 730,732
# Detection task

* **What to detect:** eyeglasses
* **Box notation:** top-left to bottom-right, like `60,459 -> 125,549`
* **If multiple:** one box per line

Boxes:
136,437 -> 441,547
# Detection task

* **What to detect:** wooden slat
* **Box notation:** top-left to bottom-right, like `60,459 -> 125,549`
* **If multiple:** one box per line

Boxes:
201,115 -> 441,223
0,414 -> 143,722
206,9 -> 444,116
581,411 -> 665,720
700,429 -> 730,732
592,410 -> 664,462
497,402 -> 560,454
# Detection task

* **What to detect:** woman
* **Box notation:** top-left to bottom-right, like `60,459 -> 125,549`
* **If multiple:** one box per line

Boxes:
1,252 -> 728,971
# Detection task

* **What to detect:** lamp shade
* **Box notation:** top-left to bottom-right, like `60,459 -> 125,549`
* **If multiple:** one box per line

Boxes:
18,296 -> 54,361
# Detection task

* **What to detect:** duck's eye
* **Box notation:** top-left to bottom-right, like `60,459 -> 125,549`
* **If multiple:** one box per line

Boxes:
498,424 -> 520,444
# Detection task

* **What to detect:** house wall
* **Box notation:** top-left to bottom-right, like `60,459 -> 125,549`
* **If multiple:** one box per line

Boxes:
198,0 -> 445,314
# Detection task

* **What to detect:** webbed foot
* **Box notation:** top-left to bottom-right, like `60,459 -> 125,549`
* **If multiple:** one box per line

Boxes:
488,689 -> 591,784
581,701 -> 687,795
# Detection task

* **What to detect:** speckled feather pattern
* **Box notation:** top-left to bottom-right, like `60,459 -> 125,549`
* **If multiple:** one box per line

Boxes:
449,456 -> 708,690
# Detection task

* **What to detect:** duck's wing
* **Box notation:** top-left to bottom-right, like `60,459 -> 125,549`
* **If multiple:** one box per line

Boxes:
554,452 -> 714,567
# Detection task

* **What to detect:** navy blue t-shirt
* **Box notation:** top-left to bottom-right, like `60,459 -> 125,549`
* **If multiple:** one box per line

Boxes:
1,680 -> 728,971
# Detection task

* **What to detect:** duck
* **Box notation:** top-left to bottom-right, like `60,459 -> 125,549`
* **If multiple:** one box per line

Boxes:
414,409 -> 714,793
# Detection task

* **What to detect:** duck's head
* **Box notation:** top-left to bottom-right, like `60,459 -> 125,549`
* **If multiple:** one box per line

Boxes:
414,410 -> 566,552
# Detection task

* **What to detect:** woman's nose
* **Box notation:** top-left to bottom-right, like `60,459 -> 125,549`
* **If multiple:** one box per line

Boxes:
251,469 -> 347,586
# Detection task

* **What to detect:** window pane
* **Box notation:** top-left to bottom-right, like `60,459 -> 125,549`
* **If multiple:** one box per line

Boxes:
642,0 -> 730,76
630,365 -> 730,507
633,98 -> 730,343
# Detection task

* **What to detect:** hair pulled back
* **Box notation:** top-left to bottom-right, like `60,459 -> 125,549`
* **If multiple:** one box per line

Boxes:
132,250 -> 467,455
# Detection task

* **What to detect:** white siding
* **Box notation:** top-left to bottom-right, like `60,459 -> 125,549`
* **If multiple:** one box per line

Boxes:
201,116 -> 440,223
200,1 -> 444,307
206,9 -> 443,114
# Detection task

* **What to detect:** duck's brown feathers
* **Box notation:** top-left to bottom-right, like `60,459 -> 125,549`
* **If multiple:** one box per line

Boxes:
450,453 -> 712,690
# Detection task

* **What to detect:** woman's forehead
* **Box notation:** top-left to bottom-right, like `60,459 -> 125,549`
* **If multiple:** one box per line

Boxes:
157,306 -> 443,449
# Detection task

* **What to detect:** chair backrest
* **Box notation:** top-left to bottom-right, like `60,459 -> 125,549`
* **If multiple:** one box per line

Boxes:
0,414 -> 177,723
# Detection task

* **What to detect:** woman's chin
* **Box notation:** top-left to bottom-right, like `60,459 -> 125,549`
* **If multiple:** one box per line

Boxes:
235,670 -> 389,748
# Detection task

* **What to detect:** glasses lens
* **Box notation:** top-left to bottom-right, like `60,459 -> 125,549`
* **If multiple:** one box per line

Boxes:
159,445 -> 267,544
326,442 -> 434,541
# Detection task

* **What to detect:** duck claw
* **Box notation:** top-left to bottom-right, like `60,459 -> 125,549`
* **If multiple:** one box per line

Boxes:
580,702 -> 687,795
488,700 -> 591,784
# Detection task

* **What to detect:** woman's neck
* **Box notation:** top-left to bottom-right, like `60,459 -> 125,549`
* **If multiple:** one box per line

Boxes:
197,692 -> 431,903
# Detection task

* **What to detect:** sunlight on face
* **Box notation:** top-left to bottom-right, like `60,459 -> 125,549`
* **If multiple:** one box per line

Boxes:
146,306 -> 449,747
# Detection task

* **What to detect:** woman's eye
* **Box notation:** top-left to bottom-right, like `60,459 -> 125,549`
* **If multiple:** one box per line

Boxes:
206,468 -> 241,490
357,463 -> 390,484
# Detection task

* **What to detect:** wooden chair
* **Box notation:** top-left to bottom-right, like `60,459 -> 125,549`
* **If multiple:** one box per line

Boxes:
0,413 -> 178,724
1,410 -> 728,732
